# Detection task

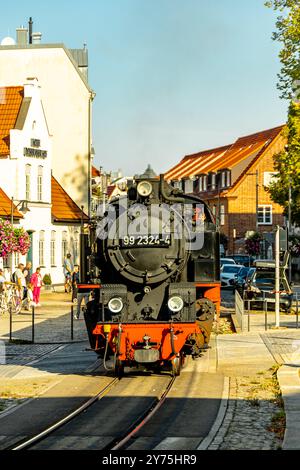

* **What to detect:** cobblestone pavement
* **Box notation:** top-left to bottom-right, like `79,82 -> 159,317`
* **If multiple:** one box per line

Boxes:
208,330 -> 300,450
208,371 -> 283,450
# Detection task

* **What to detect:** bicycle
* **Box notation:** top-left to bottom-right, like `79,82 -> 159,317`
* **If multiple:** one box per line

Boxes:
4,282 -> 22,314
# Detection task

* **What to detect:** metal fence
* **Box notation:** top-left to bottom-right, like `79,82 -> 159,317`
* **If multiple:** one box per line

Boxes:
234,290 -> 299,332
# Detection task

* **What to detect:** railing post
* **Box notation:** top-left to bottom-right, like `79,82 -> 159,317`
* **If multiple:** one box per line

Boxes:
264,292 -> 267,331
31,305 -> 35,343
9,305 -> 12,342
296,294 -> 299,329
247,300 -> 251,332
71,305 -> 74,341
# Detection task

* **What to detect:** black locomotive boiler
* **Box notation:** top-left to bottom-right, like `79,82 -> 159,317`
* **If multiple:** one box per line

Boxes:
79,172 -> 220,376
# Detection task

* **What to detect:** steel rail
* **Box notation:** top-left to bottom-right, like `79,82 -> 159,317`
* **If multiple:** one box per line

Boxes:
11,376 -> 119,450
110,376 -> 176,450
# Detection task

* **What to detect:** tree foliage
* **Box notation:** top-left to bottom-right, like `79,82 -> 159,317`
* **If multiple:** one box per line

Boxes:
267,101 -> 300,224
266,0 -> 300,100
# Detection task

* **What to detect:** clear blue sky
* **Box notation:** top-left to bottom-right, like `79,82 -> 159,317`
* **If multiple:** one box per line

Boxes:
1,0 -> 287,176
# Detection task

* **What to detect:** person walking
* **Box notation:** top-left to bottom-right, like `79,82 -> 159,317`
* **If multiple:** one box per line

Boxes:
73,266 -> 89,319
13,263 -> 26,300
71,265 -> 79,303
30,267 -> 43,307
63,254 -> 73,293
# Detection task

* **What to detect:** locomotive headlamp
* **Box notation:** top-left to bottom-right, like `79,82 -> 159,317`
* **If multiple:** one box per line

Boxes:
108,297 -> 123,313
168,296 -> 184,313
137,181 -> 153,197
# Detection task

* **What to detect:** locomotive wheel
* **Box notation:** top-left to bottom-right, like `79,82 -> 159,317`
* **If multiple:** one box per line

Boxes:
115,359 -> 124,378
171,354 -> 181,377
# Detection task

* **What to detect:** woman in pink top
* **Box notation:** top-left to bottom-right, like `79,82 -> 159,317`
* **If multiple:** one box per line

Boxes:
30,267 -> 42,306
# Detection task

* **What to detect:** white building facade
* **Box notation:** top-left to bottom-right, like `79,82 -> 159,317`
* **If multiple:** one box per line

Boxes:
0,79 -> 83,283
0,37 -> 95,214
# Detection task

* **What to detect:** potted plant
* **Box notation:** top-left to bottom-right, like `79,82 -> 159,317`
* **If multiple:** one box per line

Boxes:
43,273 -> 52,290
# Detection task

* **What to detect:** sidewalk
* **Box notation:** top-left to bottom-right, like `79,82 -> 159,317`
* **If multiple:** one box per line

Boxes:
0,290 -> 88,344
215,328 -> 300,450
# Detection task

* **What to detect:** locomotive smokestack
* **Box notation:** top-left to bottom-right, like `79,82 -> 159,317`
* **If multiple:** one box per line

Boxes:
28,17 -> 33,44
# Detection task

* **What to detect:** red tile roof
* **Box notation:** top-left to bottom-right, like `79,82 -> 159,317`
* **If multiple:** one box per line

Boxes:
92,166 -> 101,177
106,185 -> 116,198
165,125 -> 284,181
0,187 -> 23,219
0,87 -> 24,157
51,176 -> 88,222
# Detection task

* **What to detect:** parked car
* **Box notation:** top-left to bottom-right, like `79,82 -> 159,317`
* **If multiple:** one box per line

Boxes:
224,254 -> 254,267
220,258 -> 236,268
233,266 -> 256,295
221,264 -> 244,288
244,264 -> 293,312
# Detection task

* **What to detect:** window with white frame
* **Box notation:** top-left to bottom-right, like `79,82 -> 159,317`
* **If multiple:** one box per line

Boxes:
25,164 -> 31,200
257,205 -> 272,225
203,175 -> 207,191
62,231 -> 68,264
221,172 -> 226,188
220,205 -> 225,226
184,179 -> 193,193
226,170 -> 231,187
51,231 -> 56,266
198,176 -> 203,192
39,231 -> 45,266
37,166 -> 43,201
211,174 -> 216,190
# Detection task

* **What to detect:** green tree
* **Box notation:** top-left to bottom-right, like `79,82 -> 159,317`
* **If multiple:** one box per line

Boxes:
266,0 -> 300,100
266,1 -> 300,224
267,101 -> 300,224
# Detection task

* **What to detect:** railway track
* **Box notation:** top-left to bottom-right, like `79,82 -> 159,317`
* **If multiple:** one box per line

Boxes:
10,372 -> 176,451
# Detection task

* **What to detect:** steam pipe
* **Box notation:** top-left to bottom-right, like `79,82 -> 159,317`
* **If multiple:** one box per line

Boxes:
159,174 -> 184,203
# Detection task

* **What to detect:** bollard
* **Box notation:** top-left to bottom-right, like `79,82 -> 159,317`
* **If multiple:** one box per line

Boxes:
247,300 -> 251,332
9,305 -> 12,342
31,305 -> 35,343
71,305 -> 74,341
264,300 -> 268,331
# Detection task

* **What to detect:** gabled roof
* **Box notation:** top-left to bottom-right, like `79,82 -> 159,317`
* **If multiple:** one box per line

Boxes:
0,86 -> 24,156
92,166 -> 101,177
165,125 -> 284,181
0,187 -> 23,219
51,176 -> 88,223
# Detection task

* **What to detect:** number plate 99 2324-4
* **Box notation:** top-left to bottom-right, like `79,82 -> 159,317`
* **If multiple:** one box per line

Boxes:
120,235 -> 171,247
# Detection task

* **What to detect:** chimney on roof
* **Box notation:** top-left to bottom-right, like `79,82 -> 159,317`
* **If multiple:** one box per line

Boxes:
16,27 -> 28,45
24,77 -> 40,99
32,32 -> 42,44
28,17 -> 33,44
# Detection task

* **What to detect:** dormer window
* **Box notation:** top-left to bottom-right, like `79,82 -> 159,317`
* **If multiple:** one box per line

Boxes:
198,176 -> 203,192
221,171 -> 226,188
184,178 -> 193,194
210,173 -> 216,190
226,170 -> 231,187
203,175 -> 208,191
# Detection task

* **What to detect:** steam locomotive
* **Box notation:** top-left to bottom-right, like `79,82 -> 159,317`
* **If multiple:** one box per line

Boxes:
79,172 -> 220,376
